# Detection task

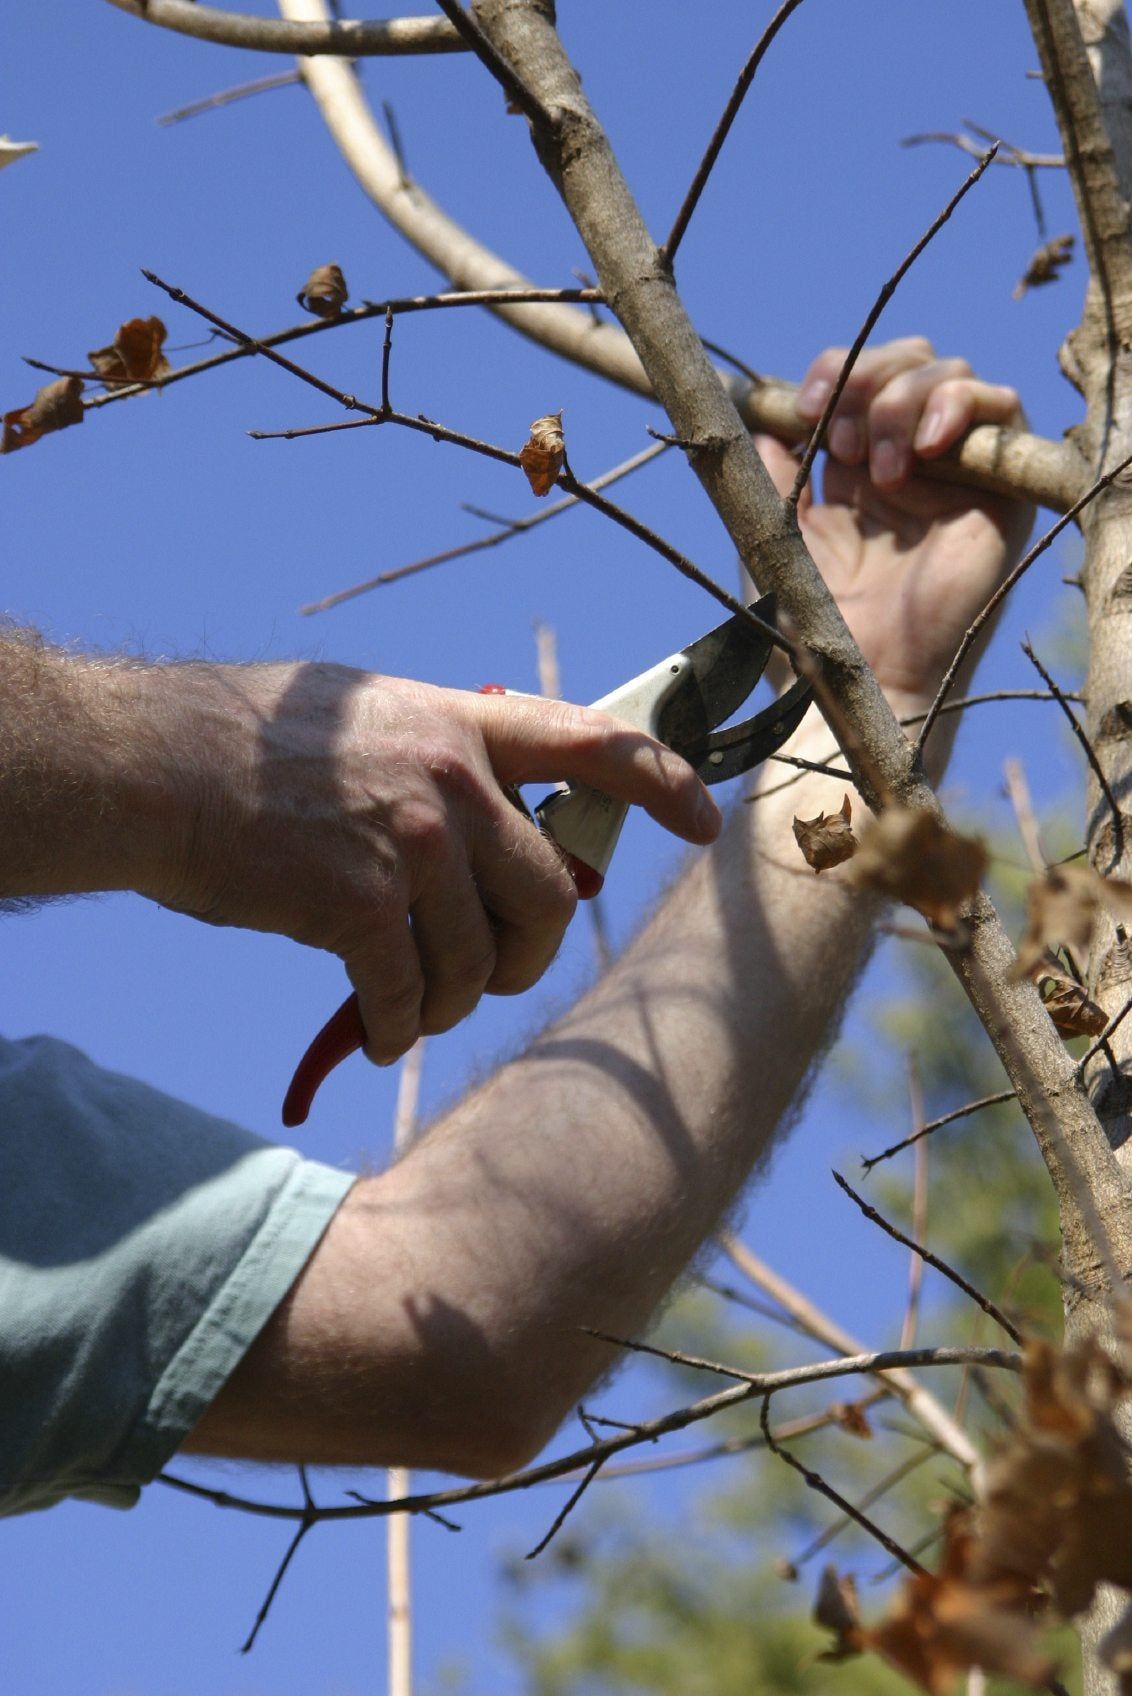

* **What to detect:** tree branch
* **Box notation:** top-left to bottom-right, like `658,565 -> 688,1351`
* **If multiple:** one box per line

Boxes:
269,0 -> 1083,515
104,0 -> 466,56
470,0 -> 1132,1297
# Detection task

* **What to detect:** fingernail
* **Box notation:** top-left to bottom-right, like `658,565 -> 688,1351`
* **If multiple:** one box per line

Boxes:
829,418 -> 862,462
871,438 -> 904,486
696,789 -> 723,839
797,379 -> 832,419
915,405 -> 945,451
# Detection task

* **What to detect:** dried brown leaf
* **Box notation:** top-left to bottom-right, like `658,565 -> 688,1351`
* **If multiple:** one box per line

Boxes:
1013,232 -> 1074,299
975,1339 -> 1132,1618
88,316 -> 170,386
831,1399 -> 873,1439
814,1566 -> 865,1660
1,374 -> 84,454
1014,864 -> 1132,979
296,263 -> 349,319
1042,979 -> 1108,1038
868,1508 -> 1053,1695
849,807 -> 986,929
519,410 -> 565,496
793,793 -> 857,873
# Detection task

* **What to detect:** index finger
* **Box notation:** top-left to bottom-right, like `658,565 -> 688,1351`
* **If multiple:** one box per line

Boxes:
463,690 -> 723,845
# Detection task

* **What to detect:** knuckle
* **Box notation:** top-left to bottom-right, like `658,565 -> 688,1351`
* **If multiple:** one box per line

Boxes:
898,334 -> 935,360
395,796 -> 451,867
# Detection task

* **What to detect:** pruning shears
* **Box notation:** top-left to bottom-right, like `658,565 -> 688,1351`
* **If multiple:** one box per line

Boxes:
281,594 -> 812,1128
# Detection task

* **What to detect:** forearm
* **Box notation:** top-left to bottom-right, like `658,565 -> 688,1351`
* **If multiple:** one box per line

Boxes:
0,631 -> 185,901
192,707 -> 887,1476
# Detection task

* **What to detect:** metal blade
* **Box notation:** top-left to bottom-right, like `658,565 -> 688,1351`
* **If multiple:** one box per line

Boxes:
654,593 -> 779,753
689,674 -> 813,784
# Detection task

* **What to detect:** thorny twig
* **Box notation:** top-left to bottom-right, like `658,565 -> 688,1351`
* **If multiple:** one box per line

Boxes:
788,145 -> 998,507
832,1170 -> 1024,1345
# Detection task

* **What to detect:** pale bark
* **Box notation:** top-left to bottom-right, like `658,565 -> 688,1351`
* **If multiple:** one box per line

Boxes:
1026,7 -> 1132,1693
104,0 -> 466,56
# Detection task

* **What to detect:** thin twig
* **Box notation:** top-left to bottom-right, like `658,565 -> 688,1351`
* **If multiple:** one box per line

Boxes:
431,0 -> 548,127
524,1458 -> 604,1559
158,1345 -> 1018,1528
661,0 -> 809,263
832,1170 -> 1023,1345
900,1060 -> 929,1349
241,1466 -> 317,1653
300,440 -> 668,611
784,1447 -> 936,1574
759,1398 -> 928,1576
716,1233 -> 979,1470
788,145 -> 998,507
915,444 -> 1132,755
1077,990 -> 1132,1074
81,285 -> 602,413
1003,756 -> 1048,873
156,68 -> 302,126
1021,638 -> 1125,866
861,1090 -> 1017,1172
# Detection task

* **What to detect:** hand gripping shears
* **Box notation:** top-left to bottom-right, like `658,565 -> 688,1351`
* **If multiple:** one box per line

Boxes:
281,595 -> 812,1127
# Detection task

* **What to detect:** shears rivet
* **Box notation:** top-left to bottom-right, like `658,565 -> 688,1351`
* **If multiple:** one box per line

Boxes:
709,750 -> 724,766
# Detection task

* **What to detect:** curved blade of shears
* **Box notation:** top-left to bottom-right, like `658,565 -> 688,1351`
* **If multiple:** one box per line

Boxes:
654,592 -> 781,754
684,673 -> 814,784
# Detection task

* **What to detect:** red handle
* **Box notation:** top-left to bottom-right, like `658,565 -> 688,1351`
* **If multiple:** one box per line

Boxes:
282,993 -> 365,1128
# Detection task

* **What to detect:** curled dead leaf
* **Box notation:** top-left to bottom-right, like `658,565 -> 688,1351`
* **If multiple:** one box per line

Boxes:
1,375 -> 84,454
519,410 -> 565,496
869,1507 -> 1053,1696
849,807 -> 987,929
1013,233 -> 1074,300
793,793 -> 857,873
831,1399 -> 873,1439
1014,864 -> 1132,979
1041,979 -> 1108,1039
814,1566 -> 865,1661
975,1338 -> 1132,1618
88,317 -> 170,387
296,263 -> 349,319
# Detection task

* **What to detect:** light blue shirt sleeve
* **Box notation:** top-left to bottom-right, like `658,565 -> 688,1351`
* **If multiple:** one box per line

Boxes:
0,1033 -> 355,1517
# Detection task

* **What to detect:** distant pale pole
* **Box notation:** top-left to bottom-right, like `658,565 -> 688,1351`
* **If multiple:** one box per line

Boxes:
387,1039 -> 426,1696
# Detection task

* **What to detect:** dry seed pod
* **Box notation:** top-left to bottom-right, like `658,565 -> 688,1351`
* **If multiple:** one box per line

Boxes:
88,316 -> 169,386
519,410 -> 565,496
793,793 -> 857,873
297,263 -> 349,319
1,375 -> 84,454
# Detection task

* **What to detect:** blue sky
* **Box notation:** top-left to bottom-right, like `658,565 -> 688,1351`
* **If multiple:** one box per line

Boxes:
1,4 -> 1091,1693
